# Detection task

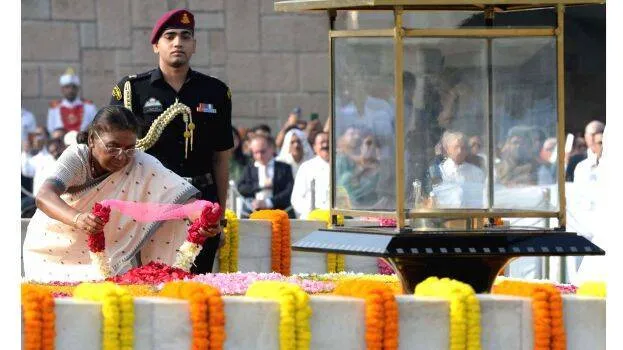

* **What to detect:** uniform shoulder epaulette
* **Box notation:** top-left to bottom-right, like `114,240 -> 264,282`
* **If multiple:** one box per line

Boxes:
127,70 -> 152,81
49,99 -> 61,108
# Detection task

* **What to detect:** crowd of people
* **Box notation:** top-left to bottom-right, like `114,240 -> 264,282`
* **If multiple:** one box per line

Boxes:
21,67 -> 606,220
328,68 -> 606,211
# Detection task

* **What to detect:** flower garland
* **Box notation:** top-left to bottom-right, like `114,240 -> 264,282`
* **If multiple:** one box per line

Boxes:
190,272 -> 334,295
249,210 -> 291,275
159,281 -> 226,350
307,209 -> 345,273
22,282 -> 79,298
377,259 -> 395,275
333,280 -> 399,350
300,272 -> 403,294
22,284 -> 56,350
108,261 -> 193,285
492,280 -> 566,350
414,277 -> 481,350
73,282 -> 134,350
246,281 -> 312,350
88,203 -> 112,278
173,202 -> 223,272
577,281 -> 606,298
218,209 -> 239,273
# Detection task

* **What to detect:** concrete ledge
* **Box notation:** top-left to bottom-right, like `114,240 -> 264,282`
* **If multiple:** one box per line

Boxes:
44,294 -> 605,350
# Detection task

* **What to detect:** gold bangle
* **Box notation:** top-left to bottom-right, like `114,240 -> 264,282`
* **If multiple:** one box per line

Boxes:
72,212 -> 82,225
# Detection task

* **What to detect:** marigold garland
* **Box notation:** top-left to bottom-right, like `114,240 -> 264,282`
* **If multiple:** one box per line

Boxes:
218,209 -> 239,273
73,282 -> 134,350
307,209 -> 346,273
576,281 -> 606,298
493,280 -> 566,350
246,281 -> 312,350
250,210 -> 291,275
333,280 -> 399,350
22,284 -> 56,350
173,202 -> 223,272
159,281 -> 225,350
414,277 -> 481,350
22,282 -> 79,298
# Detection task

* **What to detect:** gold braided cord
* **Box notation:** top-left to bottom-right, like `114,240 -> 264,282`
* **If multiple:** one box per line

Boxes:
123,81 -> 132,111
123,79 -> 195,158
135,99 -> 195,158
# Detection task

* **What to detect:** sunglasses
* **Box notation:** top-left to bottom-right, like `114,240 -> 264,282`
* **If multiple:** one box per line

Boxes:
94,130 -> 137,158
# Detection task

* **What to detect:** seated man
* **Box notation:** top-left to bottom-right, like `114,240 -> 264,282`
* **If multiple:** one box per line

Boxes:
434,131 -> 485,208
496,126 -> 542,187
291,132 -> 330,219
238,134 -> 295,217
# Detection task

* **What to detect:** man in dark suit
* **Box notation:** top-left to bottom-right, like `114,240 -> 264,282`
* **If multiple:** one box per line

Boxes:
237,134 -> 295,217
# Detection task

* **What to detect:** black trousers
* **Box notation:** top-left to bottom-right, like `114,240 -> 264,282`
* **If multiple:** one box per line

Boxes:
189,175 -> 221,274
190,233 -> 221,274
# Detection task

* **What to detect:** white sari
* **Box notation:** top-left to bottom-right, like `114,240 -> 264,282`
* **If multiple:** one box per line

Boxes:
23,144 -> 199,282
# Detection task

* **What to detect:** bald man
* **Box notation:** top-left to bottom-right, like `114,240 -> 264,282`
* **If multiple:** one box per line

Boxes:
566,120 -> 605,182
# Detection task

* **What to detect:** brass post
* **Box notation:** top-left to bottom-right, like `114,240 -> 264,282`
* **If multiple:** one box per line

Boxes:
556,4 -> 567,229
394,6 -> 406,230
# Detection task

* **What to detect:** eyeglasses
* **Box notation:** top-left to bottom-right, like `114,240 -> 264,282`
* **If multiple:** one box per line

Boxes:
94,131 -> 137,158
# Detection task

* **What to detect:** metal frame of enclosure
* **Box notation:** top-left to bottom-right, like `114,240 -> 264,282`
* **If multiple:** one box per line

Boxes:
276,0 -> 604,232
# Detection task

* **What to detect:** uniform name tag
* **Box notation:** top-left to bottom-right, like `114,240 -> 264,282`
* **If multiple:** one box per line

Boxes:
144,98 -> 164,113
197,103 -> 217,114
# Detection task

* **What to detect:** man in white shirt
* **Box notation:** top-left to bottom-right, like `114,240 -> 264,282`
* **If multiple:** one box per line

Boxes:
291,132 -> 330,219
436,130 -> 485,207
46,67 -> 97,133
574,130 -> 603,185
22,108 -> 37,146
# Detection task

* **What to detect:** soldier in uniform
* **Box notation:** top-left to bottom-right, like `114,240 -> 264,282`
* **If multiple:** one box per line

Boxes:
47,67 -> 98,134
109,9 -> 233,274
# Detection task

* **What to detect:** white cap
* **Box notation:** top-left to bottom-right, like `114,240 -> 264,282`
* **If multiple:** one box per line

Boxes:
59,67 -> 80,87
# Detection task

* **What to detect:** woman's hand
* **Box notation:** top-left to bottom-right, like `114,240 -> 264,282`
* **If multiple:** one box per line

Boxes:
198,221 -> 221,238
74,213 -> 105,234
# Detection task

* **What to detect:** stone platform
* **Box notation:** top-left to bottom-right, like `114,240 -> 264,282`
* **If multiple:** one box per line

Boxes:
52,294 -> 605,350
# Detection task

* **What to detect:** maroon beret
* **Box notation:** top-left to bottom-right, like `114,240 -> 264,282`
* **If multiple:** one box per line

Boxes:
150,9 -> 195,44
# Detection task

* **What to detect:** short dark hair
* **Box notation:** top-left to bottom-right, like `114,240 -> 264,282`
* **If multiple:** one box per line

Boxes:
46,138 -> 64,150
313,131 -> 328,145
250,133 -> 275,148
252,124 -> 272,135
78,105 -> 140,144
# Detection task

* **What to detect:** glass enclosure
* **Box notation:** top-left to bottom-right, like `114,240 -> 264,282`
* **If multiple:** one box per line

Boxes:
333,38 -> 396,211
331,13 -> 561,224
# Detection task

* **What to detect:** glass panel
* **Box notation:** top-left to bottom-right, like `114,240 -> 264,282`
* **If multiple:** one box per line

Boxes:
403,11 -> 483,28
403,38 -> 489,210
492,37 -> 558,212
334,10 -> 394,30
402,10 -> 555,30
332,38 -> 396,211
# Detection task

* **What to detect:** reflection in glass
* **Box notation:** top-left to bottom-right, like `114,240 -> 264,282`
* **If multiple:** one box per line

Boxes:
493,38 -> 558,211
403,38 -> 488,210
333,38 -> 396,210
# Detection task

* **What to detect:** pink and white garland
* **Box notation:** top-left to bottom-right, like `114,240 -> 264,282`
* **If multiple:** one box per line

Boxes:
87,203 -> 112,278
87,201 -> 222,277
173,202 -> 223,271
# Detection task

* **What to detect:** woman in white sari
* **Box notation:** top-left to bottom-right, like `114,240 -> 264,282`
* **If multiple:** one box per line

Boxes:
276,128 -> 314,178
23,106 -> 215,282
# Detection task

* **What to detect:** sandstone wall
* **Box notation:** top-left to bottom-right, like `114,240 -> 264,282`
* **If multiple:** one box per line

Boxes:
21,0 -> 330,131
